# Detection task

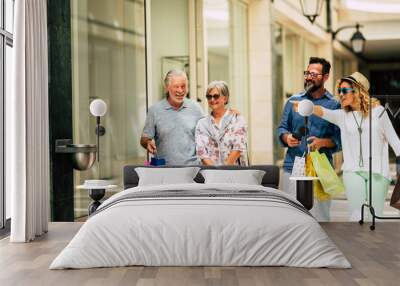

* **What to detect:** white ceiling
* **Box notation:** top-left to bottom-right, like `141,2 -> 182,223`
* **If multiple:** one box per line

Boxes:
204,0 -> 229,29
338,1 -> 400,61
343,0 -> 400,14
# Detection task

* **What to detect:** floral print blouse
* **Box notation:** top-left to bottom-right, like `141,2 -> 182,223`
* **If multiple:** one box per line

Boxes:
195,110 -> 248,165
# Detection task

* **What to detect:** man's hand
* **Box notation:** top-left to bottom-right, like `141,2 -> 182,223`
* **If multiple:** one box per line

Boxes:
146,139 -> 157,154
283,133 -> 300,147
229,108 -> 241,116
140,136 -> 157,154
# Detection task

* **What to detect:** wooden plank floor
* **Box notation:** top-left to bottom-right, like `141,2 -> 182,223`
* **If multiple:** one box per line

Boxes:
1,222 -> 399,286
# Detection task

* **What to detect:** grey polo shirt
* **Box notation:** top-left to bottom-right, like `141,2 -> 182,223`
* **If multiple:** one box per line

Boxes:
142,98 -> 204,165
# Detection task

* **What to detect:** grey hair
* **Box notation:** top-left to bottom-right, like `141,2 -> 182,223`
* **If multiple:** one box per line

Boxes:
206,80 -> 230,105
164,69 -> 188,97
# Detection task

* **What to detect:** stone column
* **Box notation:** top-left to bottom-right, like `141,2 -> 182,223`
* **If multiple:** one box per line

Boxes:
248,0 -> 274,164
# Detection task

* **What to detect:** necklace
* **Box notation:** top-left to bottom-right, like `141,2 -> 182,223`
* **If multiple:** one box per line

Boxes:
351,111 -> 364,167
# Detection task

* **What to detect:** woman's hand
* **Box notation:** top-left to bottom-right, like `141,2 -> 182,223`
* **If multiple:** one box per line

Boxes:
225,150 -> 241,165
291,101 -> 299,113
201,158 -> 215,166
292,100 -> 323,117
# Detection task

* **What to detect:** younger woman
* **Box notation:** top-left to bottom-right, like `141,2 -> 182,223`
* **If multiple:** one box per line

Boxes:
294,72 -> 400,220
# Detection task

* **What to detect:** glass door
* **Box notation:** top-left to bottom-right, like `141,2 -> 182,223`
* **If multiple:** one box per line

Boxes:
203,0 -> 249,119
71,0 -> 147,218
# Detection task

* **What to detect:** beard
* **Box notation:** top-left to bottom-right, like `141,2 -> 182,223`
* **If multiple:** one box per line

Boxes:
304,80 -> 322,93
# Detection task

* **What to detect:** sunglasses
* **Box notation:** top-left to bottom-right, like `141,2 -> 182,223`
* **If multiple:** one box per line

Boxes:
337,87 -> 354,95
206,93 -> 221,100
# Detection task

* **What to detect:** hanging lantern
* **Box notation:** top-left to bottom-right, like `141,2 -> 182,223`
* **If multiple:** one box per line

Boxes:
350,23 -> 366,54
299,0 -> 324,24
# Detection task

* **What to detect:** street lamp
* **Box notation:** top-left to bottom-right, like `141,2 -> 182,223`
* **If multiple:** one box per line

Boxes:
299,0 -> 324,24
299,0 -> 366,54
350,24 -> 366,54
332,23 -> 366,54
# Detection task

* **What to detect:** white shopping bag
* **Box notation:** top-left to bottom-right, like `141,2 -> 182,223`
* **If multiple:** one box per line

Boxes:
291,156 -> 306,177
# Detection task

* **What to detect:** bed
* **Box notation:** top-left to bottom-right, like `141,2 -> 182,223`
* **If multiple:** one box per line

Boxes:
50,165 -> 351,269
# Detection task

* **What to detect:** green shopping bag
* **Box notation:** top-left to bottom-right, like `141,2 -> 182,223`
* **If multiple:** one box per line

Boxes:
306,154 -> 331,201
310,150 -> 345,197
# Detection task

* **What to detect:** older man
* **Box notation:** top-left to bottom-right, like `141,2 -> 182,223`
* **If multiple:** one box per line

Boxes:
140,70 -> 204,165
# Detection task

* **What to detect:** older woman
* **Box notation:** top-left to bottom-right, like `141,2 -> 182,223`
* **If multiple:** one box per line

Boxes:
294,72 -> 400,220
195,81 -> 248,166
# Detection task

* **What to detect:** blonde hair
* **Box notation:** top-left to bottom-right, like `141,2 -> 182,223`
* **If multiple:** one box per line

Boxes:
335,79 -> 380,117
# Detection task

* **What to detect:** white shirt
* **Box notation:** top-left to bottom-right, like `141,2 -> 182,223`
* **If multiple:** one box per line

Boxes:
322,105 -> 400,179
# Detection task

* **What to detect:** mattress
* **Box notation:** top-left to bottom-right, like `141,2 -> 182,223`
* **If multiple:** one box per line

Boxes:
50,183 -> 351,269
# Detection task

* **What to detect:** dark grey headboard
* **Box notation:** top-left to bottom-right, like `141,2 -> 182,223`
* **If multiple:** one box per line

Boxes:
123,165 -> 280,190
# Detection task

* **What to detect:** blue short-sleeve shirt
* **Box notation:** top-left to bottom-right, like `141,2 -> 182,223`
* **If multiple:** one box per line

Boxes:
277,91 -> 342,172
142,98 -> 204,165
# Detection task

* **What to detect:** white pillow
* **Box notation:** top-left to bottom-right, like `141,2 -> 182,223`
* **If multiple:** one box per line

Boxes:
200,169 -> 266,185
135,167 -> 201,186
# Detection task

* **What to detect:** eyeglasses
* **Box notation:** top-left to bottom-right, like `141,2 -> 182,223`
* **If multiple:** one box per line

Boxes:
337,88 -> 354,96
206,93 -> 221,100
303,71 -> 323,79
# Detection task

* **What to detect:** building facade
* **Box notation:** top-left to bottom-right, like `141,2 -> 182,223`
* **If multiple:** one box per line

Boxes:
45,0 -> 364,220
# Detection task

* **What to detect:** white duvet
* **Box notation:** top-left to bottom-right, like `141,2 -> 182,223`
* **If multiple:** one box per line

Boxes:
50,183 -> 351,269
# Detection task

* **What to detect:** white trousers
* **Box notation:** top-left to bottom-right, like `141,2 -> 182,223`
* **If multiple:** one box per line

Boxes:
281,171 -> 331,221
342,171 -> 390,221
